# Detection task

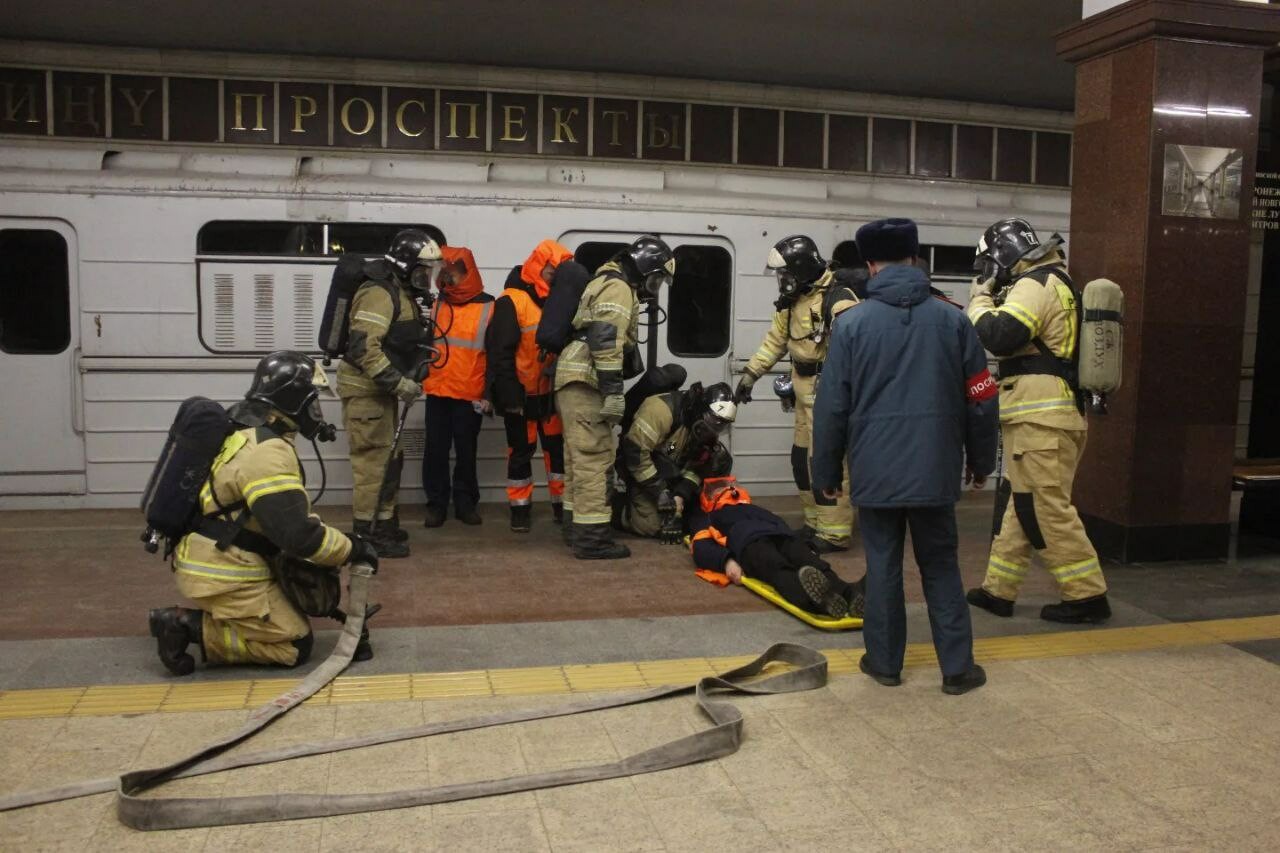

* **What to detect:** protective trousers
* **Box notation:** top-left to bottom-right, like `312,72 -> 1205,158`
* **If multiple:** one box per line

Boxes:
859,504 -> 974,678
793,373 -> 853,546
617,488 -> 661,536
341,394 -> 402,522
556,383 -> 615,526
174,576 -> 310,667
503,412 -> 565,508
983,422 -> 1106,602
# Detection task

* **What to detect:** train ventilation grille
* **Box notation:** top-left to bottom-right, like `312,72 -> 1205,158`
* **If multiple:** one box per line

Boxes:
253,274 -> 275,349
293,272 -> 315,348
213,273 -> 236,349
401,428 -> 426,457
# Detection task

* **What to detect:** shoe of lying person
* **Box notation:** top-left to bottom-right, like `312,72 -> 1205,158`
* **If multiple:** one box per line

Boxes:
942,664 -> 987,696
845,577 -> 867,618
1040,594 -> 1111,624
797,565 -> 850,618
966,587 -> 1014,618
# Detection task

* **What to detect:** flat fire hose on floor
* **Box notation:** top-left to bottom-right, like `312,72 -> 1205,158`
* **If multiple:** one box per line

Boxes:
0,564 -> 829,831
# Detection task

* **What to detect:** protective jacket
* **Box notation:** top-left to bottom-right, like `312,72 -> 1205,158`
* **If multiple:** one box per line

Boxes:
174,424 -> 352,594
423,294 -> 494,401
618,391 -> 705,505
743,269 -> 860,381
486,267 -> 550,415
811,263 -> 999,507
337,264 -> 431,398
688,503 -> 793,571
552,260 -> 638,395
966,251 -> 1085,430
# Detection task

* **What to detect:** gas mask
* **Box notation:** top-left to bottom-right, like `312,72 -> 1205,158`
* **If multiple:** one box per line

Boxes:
409,260 -> 442,294
297,364 -> 338,442
638,269 -> 672,302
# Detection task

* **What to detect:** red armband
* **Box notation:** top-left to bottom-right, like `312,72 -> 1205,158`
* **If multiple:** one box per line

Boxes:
967,369 -> 997,403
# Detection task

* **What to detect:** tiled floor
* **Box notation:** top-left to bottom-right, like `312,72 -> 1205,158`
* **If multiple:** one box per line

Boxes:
4,640 -> 1280,851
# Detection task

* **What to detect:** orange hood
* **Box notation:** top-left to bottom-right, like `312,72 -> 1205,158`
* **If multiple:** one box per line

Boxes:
440,245 -> 485,304
520,240 -> 575,299
700,477 -> 752,513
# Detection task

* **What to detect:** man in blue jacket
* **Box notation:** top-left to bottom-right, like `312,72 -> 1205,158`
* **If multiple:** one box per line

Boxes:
812,217 -> 998,695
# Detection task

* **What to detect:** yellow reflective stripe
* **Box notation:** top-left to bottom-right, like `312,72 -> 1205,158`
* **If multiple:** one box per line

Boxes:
593,302 -> 630,318
368,354 -> 392,374
1000,301 -> 1040,334
632,419 -> 661,445
353,310 -> 390,329
1050,557 -> 1102,581
1000,397 -> 1077,416
681,470 -> 701,485
1056,284 -> 1077,359
987,555 -> 1028,580
243,474 -> 305,507
968,305 -> 993,323
174,551 -> 271,582
594,358 -> 623,369
307,526 -> 342,564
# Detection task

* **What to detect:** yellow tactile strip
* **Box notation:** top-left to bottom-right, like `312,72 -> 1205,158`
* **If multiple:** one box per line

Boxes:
2,614 -> 1279,720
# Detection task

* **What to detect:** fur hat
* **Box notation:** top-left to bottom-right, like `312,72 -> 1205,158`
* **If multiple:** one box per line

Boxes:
854,218 -> 919,263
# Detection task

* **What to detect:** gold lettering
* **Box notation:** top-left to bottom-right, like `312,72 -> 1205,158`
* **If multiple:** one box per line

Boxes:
500,104 -> 527,142
1,82 -> 40,124
118,87 -> 156,127
395,98 -> 427,137
340,97 -> 375,136
62,85 -> 100,133
601,109 -> 629,147
550,106 -> 578,144
290,95 -> 317,133
646,112 -> 682,150
445,101 -> 480,139
232,92 -> 267,131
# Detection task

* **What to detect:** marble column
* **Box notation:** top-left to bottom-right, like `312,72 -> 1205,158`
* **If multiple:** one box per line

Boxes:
1056,0 -> 1280,561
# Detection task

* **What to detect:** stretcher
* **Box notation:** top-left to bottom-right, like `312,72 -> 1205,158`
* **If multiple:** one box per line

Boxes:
695,569 -> 863,631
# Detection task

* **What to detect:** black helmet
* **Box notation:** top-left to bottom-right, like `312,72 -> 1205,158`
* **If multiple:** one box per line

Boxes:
386,228 -> 444,289
684,381 -> 738,445
622,235 -> 675,301
978,219 -> 1064,280
243,350 -> 337,441
767,235 -> 827,300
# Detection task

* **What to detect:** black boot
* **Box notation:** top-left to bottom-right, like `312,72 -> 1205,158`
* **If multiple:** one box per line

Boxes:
797,566 -> 849,618
966,587 -> 1014,618
353,520 -> 410,559
573,523 -> 631,560
385,510 -> 410,543
859,654 -> 901,687
844,576 -> 867,618
422,505 -> 446,528
942,664 -> 987,695
552,503 -> 564,524
456,505 -> 482,525
1041,595 -> 1112,624
510,505 -> 532,533
810,536 -> 848,555
149,607 -> 203,676
562,510 -> 576,547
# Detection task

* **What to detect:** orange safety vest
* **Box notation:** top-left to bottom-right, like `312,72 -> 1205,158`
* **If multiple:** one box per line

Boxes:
423,298 -> 493,400
503,287 -> 553,395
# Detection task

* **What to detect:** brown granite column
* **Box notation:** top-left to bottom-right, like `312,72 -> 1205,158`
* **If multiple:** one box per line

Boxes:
1056,0 -> 1280,562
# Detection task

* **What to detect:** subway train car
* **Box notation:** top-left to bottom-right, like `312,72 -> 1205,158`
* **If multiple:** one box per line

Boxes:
0,52 -> 1073,509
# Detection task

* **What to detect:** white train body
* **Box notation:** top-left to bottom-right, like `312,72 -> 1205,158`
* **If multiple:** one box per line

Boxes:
0,51 -> 1073,509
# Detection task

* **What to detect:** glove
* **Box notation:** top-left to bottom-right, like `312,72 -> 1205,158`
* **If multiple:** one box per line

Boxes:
656,490 -> 682,545
735,374 -> 755,404
394,376 -> 423,404
347,534 -> 380,574
600,393 -> 626,426
969,276 -> 995,303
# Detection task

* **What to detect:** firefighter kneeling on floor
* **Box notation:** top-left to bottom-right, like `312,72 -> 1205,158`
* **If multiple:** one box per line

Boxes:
614,382 -> 737,542
149,352 -> 380,675
689,475 -> 866,619
966,218 -> 1111,624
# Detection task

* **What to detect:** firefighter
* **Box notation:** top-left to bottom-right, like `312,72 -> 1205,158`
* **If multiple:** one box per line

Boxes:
554,235 -> 674,559
615,382 -> 736,541
337,229 -> 441,558
422,246 -> 495,527
149,351 -> 379,675
486,240 -> 575,532
734,236 -> 859,553
966,218 -> 1111,624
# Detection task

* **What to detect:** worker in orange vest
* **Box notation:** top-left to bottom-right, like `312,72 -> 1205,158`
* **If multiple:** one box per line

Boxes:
486,239 -> 579,533
422,246 -> 495,527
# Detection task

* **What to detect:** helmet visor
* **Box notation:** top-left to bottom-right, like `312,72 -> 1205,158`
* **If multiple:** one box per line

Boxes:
775,269 -> 801,296
640,270 -> 672,300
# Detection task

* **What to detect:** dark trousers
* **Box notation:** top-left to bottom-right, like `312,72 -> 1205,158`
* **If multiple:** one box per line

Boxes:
739,536 -> 854,612
858,504 -> 974,678
422,395 -> 483,513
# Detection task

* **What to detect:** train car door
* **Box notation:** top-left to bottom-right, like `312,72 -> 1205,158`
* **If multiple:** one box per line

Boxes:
558,232 -> 734,393
0,219 -> 86,494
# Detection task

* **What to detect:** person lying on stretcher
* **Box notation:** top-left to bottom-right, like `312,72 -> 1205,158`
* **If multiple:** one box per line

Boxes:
689,476 -> 866,619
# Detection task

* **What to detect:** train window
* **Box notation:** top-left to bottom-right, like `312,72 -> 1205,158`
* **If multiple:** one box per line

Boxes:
932,245 -> 977,277
668,245 -> 731,358
574,241 -> 627,275
328,223 -> 446,256
0,229 -> 70,355
830,240 -> 863,269
198,221 -> 324,255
